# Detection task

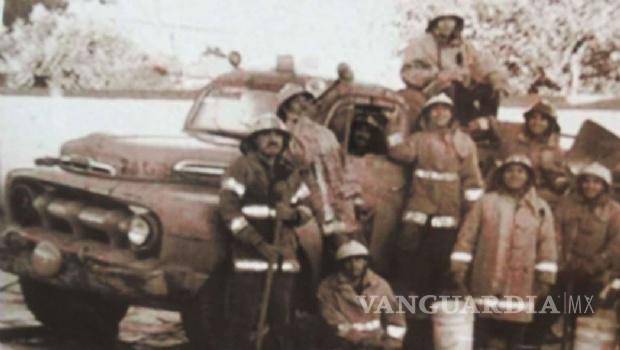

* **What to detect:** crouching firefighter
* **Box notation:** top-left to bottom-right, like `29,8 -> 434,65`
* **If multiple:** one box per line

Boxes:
317,240 -> 406,349
386,92 -> 484,349
219,113 -> 313,350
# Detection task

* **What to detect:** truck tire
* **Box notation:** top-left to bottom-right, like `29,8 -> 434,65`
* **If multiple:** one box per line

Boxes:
180,271 -> 226,350
19,278 -> 128,345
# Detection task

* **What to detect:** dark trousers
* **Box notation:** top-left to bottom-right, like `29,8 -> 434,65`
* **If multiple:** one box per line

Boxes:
396,221 -> 459,350
224,271 -> 295,350
475,318 -> 527,350
526,271 -> 602,346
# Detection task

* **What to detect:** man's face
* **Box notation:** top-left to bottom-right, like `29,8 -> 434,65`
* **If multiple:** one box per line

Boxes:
343,256 -> 367,280
526,112 -> 550,136
502,163 -> 530,191
429,104 -> 452,127
353,123 -> 372,150
255,130 -> 285,157
580,175 -> 606,200
434,17 -> 457,39
283,95 -> 316,128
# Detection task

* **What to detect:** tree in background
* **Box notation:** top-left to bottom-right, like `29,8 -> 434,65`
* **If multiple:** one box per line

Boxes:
397,0 -> 620,97
0,4 -> 181,90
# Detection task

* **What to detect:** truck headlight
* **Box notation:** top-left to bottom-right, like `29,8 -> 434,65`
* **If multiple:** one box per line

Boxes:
128,216 -> 151,246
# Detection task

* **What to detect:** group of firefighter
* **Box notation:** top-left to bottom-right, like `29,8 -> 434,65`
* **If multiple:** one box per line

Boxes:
216,9 -> 620,350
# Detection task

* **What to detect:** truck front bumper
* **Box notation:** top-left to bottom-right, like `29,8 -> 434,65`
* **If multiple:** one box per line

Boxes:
0,226 -> 208,307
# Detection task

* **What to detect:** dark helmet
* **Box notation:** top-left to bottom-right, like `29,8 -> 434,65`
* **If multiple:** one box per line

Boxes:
523,99 -> 560,134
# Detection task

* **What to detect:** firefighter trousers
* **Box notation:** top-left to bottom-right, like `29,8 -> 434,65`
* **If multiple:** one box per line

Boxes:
223,270 -> 295,350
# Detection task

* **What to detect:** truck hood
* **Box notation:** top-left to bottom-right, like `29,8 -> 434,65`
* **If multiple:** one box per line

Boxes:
60,133 -> 240,181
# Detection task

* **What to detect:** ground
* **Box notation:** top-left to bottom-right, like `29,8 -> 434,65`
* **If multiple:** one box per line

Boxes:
0,271 -> 189,350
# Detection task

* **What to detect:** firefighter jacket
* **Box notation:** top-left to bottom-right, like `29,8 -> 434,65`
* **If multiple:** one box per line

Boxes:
554,193 -> 620,279
401,33 -> 506,96
387,125 -> 484,228
318,269 -> 406,348
219,151 -> 312,273
499,129 -> 568,205
288,116 -> 360,236
451,189 -> 557,323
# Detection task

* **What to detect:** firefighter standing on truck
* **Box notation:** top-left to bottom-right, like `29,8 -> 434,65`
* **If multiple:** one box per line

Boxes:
218,113 -> 313,350
317,240 -> 406,350
399,9 -> 508,129
277,83 -> 365,271
497,99 -> 570,208
528,162 -> 620,346
386,92 -> 484,349
451,154 -> 557,350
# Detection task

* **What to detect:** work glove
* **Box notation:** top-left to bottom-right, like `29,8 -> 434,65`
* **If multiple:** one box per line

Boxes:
256,241 -> 286,263
276,202 -> 299,222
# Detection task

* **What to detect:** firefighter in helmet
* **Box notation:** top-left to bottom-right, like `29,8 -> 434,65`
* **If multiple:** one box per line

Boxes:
528,162 -> 620,346
317,240 -> 406,349
451,154 -> 557,349
497,99 -> 570,208
400,8 -> 509,129
386,92 -> 484,349
277,82 -> 366,274
219,113 -> 313,349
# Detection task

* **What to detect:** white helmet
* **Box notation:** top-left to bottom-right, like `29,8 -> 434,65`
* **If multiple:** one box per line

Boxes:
421,93 -> 454,116
578,162 -> 612,187
240,113 -> 290,154
492,154 -> 535,190
276,83 -> 314,118
335,240 -> 369,261
426,8 -> 465,33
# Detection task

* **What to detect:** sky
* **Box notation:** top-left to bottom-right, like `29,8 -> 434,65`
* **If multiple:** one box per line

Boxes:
45,0 -> 406,88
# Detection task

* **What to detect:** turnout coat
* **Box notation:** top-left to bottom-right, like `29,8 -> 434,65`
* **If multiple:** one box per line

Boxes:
451,189 -> 558,322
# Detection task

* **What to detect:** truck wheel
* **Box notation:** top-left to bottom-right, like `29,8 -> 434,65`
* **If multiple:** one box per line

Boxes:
19,278 -> 128,344
180,271 -> 226,350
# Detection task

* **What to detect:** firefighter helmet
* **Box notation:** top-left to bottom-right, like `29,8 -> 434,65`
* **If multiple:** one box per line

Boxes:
426,8 -> 465,33
492,154 -> 535,190
335,240 -> 369,261
523,99 -> 560,133
276,83 -> 314,119
240,113 -> 290,154
421,93 -> 454,117
578,162 -> 612,187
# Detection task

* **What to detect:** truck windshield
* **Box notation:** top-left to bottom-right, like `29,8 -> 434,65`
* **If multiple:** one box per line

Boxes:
187,86 -> 278,136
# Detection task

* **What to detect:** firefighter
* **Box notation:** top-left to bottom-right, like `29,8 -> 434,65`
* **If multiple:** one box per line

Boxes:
218,113 -> 313,350
451,154 -> 557,350
400,8 -> 509,128
386,92 -> 484,349
346,111 -> 398,277
348,111 -> 388,157
317,240 -> 406,350
498,99 -> 570,208
528,162 -> 620,346
277,83 -> 365,271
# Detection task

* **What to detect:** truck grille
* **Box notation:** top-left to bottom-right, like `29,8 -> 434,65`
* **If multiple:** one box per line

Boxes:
8,181 -> 138,249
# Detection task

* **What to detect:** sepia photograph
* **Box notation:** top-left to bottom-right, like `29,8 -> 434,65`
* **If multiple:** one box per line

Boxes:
1,0 -> 620,349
